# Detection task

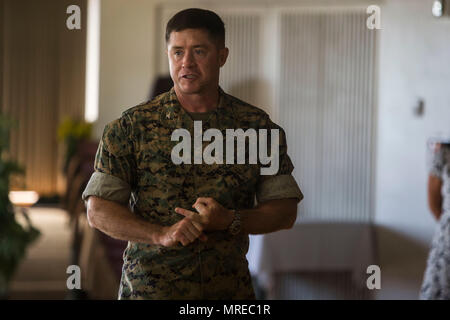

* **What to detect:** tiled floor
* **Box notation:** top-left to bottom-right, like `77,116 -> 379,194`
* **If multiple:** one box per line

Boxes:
8,207 -> 72,300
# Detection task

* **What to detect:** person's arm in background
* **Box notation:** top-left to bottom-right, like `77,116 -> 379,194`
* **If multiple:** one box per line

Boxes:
428,175 -> 442,221
427,142 -> 445,221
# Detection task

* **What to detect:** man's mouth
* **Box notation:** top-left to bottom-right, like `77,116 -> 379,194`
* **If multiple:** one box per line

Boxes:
181,74 -> 197,79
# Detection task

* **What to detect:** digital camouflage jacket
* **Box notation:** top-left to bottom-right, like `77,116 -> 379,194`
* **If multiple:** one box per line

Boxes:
82,87 -> 303,299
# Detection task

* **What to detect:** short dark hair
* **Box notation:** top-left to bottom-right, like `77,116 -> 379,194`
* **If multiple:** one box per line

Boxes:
165,8 -> 225,47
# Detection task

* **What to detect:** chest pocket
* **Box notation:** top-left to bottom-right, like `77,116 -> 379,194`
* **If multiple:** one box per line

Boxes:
140,150 -> 188,189
194,162 -> 259,210
136,147 -> 190,219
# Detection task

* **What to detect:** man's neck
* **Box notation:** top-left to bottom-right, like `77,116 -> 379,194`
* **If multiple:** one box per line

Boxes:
175,86 -> 219,113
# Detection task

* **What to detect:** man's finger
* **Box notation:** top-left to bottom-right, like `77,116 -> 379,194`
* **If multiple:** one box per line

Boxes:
175,207 -> 202,224
185,221 -> 201,238
181,228 -> 196,243
194,197 -> 214,206
191,220 -> 204,232
179,234 -> 190,246
193,202 -> 207,214
186,222 -> 208,242
175,207 -> 196,218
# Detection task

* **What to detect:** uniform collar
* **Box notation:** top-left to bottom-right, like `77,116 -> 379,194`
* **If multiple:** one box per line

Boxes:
159,86 -> 236,130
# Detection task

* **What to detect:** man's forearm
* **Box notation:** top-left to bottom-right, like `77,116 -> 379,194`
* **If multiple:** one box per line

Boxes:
239,198 -> 298,235
86,196 -> 163,244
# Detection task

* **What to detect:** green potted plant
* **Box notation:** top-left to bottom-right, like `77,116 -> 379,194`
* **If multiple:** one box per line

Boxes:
0,113 -> 40,299
57,117 -> 93,173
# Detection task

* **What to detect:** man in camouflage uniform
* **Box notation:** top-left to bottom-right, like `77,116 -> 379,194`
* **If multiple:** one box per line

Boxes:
82,8 -> 303,299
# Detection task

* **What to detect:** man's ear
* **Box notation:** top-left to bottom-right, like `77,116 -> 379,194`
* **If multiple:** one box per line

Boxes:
219,47 -> 229,67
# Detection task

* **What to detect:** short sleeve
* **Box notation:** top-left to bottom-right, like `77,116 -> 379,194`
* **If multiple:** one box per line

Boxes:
429,147 -> 445,178
82,116 -> 137,205
256,115 -> 303,203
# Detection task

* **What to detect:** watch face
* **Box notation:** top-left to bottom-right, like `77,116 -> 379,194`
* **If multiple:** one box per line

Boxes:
230,225 -> 239,235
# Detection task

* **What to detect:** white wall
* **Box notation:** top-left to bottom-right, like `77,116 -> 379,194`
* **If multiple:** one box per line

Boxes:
95,0 -> 156,139
94,0 -> 376,139
375,0 -> 450,298
377,0 -> 450,244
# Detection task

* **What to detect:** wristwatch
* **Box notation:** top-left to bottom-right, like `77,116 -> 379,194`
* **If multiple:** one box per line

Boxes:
227,210 -> 241,236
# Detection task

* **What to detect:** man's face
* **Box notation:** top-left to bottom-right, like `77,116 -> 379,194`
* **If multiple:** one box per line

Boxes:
167,28 -> 228,95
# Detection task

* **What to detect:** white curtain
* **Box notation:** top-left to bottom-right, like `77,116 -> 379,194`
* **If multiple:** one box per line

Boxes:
1,0 -> 87,195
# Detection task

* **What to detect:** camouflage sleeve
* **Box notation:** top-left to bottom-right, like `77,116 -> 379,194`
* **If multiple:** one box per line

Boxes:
256,175 -> 303,203
256,115 -> 303,203
429,147 -> 444,178
82,115 -> 137,205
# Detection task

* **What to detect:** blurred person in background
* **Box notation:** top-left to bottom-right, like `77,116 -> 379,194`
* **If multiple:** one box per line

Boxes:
420,141 -> 450,299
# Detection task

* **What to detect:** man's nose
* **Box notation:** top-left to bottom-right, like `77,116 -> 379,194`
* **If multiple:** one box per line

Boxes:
182,51 -> 195,68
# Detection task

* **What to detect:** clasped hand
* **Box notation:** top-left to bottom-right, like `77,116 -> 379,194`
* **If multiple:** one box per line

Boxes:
159,197 -> 234,247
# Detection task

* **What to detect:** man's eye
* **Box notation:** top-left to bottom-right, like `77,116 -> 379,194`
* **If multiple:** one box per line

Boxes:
195,49 -> 205,55
174,51 -> 183,56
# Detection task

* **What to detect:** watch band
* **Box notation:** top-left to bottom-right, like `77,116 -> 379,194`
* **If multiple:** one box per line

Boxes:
228,209 -> 241,235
